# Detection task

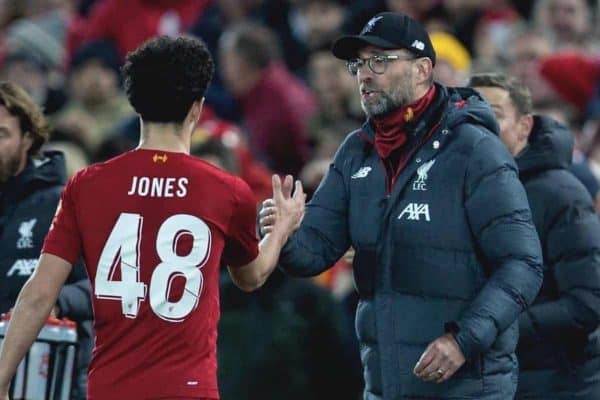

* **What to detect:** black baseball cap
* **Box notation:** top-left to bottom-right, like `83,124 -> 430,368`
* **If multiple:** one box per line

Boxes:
332,12 -> 436,66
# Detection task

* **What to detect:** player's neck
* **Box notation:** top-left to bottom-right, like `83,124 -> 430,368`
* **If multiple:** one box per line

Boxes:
138,121 -> 191,154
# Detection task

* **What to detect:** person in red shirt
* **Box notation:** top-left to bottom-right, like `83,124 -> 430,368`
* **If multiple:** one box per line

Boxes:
0,35 -> 305,400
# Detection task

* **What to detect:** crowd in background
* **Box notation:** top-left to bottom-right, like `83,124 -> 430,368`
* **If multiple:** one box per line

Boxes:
2,0 -> 600,398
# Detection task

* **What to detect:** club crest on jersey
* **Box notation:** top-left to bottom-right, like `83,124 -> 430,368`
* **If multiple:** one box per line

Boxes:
412,159 -> 435,191
153,153 -> 168,163
398,203 -> 430,221
16,218 -> 37,249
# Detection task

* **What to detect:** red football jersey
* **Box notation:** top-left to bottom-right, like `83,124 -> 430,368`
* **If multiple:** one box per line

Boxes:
42,149 -> 259,400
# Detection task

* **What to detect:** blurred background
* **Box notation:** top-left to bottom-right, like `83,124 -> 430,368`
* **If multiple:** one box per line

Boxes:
3,0 -> 600,398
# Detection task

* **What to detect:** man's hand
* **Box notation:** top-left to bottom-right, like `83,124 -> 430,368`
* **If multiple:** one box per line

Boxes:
0,386 -> 8,400
259,175 -> 305,236
269,174 -> 305,239
413,333 -> 466,383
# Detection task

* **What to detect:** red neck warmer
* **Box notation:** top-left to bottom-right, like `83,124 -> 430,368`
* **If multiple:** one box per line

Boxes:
373,85 -> 437,159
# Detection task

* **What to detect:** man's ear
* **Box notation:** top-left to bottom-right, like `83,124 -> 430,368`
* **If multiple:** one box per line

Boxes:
519,114 -> 534,142
416,57 -> 434,85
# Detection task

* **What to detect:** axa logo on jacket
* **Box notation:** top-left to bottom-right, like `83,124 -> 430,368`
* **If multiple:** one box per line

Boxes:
398,203 -> 431,221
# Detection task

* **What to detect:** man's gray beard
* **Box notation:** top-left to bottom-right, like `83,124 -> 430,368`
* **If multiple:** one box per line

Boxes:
361,92 -> 401,118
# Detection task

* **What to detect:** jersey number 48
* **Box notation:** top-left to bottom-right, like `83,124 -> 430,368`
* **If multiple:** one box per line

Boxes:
94,212 -> 211,322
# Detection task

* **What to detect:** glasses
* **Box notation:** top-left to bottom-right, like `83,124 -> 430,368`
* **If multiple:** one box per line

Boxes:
346,54 -> 416,76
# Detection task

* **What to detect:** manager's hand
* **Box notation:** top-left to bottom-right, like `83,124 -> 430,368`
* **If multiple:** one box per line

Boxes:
414,333 -> 466,383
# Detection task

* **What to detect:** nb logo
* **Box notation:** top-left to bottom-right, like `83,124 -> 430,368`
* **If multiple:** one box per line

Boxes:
351,166 -> 372,179
411,40 -> 425,50
398,203 -> 430,222
412,159 -> 435,191
153,154 -> 168,163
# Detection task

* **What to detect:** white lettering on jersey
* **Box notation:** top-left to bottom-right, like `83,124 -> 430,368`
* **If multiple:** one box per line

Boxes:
128,177 -> 189,198
398,203 -> 431,221
7,258 -> 38,276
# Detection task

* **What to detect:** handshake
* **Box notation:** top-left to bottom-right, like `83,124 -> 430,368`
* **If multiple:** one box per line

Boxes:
259,174 -> 306,239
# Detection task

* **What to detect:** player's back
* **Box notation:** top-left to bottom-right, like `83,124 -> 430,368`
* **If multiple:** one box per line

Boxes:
51,149 -> 259,399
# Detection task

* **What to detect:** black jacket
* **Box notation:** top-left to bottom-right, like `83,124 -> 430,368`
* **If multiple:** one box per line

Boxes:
0,151 -> 92,399
279,84 -> 543,399
515,116 -> 600,399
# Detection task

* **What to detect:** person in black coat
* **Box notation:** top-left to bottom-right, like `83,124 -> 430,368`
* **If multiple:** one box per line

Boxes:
470,72 -> 600,399
260,13 -> 543,399
0,82 -> 92,400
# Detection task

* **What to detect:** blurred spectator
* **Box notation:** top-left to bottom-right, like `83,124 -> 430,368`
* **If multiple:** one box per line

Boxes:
53,40 -> 133,154
533,0 -> 595,50
290,0 -> 345,53
470,1 -> 522,70
219,22 -> 316,176
307,50 -> 361,160
1,52 -> 67,114
502,27 -> 558,108
2,0 -> 70,70
191,105 -> 274,203
430,31 -> 471,86
539,52 -> 600,120
67,0 -> 211,60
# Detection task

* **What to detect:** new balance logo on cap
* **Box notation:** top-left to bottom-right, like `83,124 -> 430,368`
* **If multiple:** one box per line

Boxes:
411,40 -> 425,50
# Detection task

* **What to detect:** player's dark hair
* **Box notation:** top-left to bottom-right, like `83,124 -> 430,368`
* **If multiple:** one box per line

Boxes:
122,35 -> 215,123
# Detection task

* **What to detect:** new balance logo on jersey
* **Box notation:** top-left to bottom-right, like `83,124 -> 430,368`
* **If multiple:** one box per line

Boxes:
153,153 -> 168,163
17,218 -> 37,249
7,259 -> 38,276
412,159 -> 435,191
351,166 -> 372,179
398,203 -> 430,221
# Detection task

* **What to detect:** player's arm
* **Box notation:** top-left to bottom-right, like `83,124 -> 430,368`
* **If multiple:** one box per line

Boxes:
0,254 -> 73,396
228,175 -> 305,292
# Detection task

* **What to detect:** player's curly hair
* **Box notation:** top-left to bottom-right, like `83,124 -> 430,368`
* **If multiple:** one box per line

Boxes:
122,35 -> 215,123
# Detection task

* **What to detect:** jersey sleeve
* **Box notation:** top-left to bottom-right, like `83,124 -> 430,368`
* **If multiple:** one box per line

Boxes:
42,175 -> 83,265
222,177 -> 260,268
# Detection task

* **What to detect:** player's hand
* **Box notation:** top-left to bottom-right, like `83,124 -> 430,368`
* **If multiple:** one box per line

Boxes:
268,175 -> 305,238
413,333 -> 465,383
259,198 -> 276,236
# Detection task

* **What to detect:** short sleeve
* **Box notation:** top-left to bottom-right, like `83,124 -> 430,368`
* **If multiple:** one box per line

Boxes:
222,177 -> 259,268
42,176 -> 82,265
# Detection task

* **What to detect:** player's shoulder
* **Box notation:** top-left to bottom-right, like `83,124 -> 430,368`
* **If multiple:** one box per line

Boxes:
68,151 -> 133,186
